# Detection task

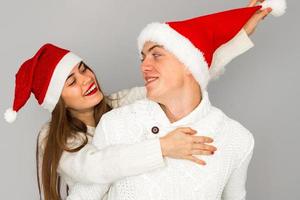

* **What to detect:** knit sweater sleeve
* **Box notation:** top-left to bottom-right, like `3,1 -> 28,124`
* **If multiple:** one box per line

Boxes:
66,184 -> 109,200
210,28 -> 254,80
59,115 -> 164,185
59,139 -> 163,184
37,123 -> 50,200
106,86 -> 146,108
221,127 -> 255,200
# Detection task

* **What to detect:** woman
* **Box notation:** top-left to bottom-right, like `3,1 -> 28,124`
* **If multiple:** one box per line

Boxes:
4,43 -> 216,200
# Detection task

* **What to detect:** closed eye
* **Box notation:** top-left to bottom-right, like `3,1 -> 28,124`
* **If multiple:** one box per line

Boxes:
68,79 -> 76,86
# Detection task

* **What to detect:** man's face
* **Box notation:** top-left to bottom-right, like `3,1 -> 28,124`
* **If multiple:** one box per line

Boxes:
140,41 -> 187,102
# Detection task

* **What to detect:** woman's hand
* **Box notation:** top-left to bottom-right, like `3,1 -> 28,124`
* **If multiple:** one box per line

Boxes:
244,0 -> 273,35
159,127 -> 217,165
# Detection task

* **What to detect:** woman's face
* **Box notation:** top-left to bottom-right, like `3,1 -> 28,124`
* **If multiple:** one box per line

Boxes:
61,62 -> 103,113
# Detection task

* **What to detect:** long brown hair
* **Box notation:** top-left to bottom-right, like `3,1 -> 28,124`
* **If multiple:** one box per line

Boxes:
37,63 -> 111,200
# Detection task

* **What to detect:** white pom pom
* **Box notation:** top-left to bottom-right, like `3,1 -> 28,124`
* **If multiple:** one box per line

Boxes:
260,0 -> 287,17
4,108 -> 17,123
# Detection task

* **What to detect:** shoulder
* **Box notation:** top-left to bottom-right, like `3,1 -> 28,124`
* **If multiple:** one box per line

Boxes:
93,99 -> 152,146
37,121 -> 90,151
211,106 -> 254,149
210,106 -> 254,163
226,118 -> 254,149
101,98 -> 151,124
38,122 -> 50,144
37,121 -> 50,152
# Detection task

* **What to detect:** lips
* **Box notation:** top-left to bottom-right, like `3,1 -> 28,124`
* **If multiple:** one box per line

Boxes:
145,76 -> 158,86
84,82 -> 98,96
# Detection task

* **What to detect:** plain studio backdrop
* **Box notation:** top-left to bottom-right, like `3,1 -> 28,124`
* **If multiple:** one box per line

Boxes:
0,0 -> 299,199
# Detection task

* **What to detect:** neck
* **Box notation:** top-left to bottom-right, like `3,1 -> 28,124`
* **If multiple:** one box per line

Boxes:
69,108 -> 95,127
159,83 -> 202,123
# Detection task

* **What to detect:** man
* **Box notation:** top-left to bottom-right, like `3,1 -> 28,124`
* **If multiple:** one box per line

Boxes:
65,1 -> 286,199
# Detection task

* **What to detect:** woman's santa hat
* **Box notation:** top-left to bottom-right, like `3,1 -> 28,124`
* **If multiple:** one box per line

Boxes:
4,43 -> 82,123
138,0 -> 286,92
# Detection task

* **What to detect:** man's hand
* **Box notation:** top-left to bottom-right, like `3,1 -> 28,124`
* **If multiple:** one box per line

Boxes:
244,0 -> 273,35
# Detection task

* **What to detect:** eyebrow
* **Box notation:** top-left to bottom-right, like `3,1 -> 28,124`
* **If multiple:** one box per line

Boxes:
141,45 -> 164,56
66,62 -> 84,80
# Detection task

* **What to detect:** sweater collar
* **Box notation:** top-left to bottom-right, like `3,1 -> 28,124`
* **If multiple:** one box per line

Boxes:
149,90 -> 212,127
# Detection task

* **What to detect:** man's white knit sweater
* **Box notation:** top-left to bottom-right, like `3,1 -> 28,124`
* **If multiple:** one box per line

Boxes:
70,91 -> 254,200
37,29 -> 254,200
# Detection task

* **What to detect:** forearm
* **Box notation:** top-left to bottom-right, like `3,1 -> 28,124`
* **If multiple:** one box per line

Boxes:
58,139 -> 164,184
106,86 -> 146,108
210,28 -> 254,80
66,183 -> 109,200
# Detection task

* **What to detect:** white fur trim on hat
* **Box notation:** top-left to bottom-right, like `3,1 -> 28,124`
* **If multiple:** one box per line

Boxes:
138,23 -> 210,92
41,52 -> 82,112
260,0 -> 287,17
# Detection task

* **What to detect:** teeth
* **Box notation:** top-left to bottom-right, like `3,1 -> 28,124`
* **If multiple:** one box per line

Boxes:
85,84 -> 96,95
146,77 -> 157,83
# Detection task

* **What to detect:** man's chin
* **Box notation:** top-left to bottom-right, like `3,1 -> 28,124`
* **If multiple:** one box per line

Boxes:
146,90 -> 158,101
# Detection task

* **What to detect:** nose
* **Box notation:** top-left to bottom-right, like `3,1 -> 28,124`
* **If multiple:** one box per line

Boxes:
141,56 -> 153,73
79,73 -> 92,86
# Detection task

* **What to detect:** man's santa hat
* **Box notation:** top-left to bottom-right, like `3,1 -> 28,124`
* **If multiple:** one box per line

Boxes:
138,0 -> 286,92
4,43 -> 82,123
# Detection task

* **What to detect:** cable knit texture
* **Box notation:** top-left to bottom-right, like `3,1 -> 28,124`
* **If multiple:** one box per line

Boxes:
72,91 -> 254,200
37,31 -> 254,200
38,86 -> 162,200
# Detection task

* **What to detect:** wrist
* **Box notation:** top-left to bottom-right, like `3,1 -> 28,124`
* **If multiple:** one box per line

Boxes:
159,137 -> 167,157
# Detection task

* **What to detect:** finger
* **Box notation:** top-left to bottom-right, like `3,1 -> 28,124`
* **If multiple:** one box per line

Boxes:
262,8 -> 272,19
179,127 -> 197,135
257,7 -> 272,18
192,136 -> 214,143
248,0 -> 257,7
184,155 -> 206,165
191,150 -> 214,156
258,0 -> 265,4
192,143 -> 217,152
248,0 -> 265,7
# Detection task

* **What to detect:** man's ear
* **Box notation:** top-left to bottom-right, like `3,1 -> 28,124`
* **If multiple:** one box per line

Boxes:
184,66 -> 193,76
184,66 -> 199,84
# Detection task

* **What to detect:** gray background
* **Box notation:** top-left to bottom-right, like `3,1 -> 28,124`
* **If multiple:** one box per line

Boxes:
0,0 -> 299,199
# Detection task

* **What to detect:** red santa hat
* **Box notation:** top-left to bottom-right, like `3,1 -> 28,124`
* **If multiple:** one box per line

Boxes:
138,0 -> 286,92
4,43 -> 82,123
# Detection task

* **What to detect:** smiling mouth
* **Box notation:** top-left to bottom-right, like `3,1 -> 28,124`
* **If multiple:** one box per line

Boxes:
145,77 -> 158,86
84,82 -> 98,96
